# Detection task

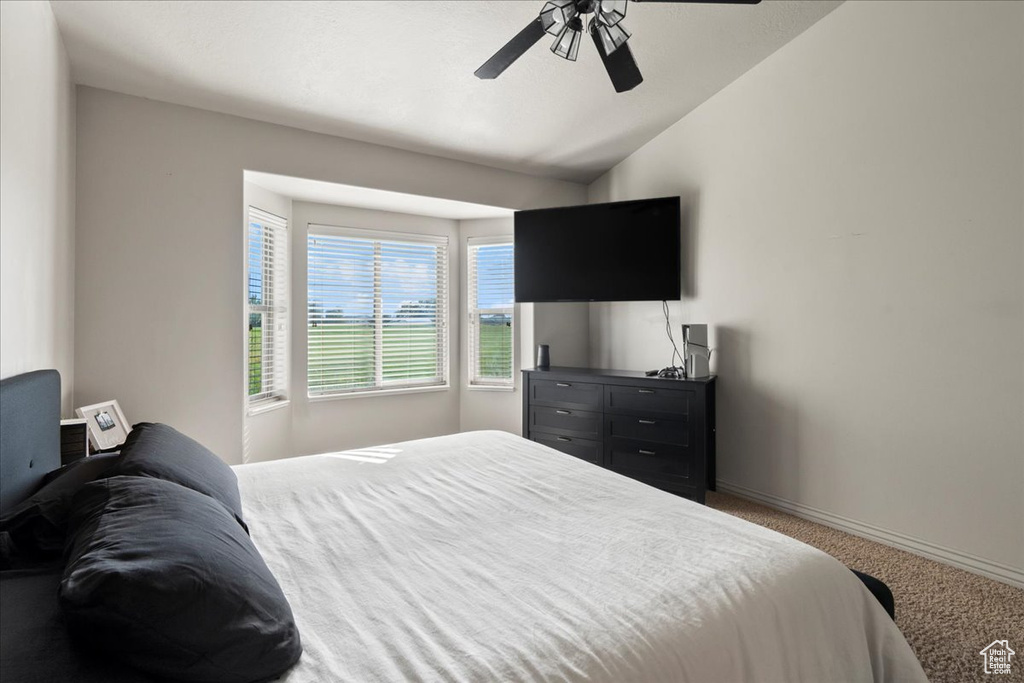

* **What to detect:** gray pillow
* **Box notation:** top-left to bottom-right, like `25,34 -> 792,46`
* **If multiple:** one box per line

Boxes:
61,476 -> 302,683
112,423 -> 247,532
0,454 -> 119,564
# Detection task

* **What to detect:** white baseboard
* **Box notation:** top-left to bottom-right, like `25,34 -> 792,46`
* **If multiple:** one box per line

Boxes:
716,479 -> 1024,590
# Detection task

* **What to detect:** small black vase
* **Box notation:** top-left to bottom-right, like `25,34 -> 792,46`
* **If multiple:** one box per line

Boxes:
536,344 -> 550,370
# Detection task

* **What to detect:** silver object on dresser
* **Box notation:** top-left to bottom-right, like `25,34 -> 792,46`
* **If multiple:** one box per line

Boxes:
682,324 -> 712,379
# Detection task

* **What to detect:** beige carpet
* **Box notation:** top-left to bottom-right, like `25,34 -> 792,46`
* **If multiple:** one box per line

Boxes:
706,491 -> 1024,683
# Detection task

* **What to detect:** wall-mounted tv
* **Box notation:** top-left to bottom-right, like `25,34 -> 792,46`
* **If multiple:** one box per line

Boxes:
514,196 -> 681,303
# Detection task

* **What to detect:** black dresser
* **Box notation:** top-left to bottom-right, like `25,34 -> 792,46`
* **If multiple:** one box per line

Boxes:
522,367 -> 716,504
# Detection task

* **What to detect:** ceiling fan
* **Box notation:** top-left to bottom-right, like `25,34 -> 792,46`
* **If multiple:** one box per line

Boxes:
474,0 -> 761,93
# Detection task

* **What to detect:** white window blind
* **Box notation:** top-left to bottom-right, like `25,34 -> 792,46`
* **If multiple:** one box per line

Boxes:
307,225 -> 449,397
247,207 -> 289,410
468,237 -> 514,388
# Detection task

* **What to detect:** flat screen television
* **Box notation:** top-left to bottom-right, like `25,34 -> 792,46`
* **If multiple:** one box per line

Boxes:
514,196 -> 681,302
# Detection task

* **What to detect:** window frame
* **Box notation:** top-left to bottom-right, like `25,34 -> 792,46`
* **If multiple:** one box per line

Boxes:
246,207 -> 289,413
306,224 -> 450,399
467,236 -> 515,391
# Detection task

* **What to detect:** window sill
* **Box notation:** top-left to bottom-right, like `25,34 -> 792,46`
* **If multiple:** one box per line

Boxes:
247,398 -> 291,417
308,384 -> 450,402
466,384 -> 516,392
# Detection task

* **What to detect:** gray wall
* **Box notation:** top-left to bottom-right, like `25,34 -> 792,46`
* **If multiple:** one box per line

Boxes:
75,87 -> 585,464
0,2 -> 76,412
588,0 -> 1023,584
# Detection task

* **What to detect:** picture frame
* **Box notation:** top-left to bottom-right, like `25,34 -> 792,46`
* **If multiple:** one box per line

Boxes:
75,400 -> 131,452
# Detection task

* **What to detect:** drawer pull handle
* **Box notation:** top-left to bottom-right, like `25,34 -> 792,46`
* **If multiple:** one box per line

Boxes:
639,449 -> 657,456
556,383 -> 572,387
638,419 -> 657,425
638,389 -> 655,394
557,437 -> 572,442
555,410 -> 571,415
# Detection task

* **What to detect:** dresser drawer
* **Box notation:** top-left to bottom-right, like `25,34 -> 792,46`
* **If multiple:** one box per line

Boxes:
529,406 -> 602,440
605,414 -> 689,446
605,384 -> 691,417
605,437 -> 693,481
530,379 -> 603,410
531,433 -> 602,465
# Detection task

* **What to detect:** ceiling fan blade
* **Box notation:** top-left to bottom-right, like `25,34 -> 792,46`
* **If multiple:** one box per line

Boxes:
474,18 -> 547,80
592,31 -> 643,93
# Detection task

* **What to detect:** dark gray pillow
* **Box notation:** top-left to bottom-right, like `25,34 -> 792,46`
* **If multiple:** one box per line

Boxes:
0,454 -> 119,564
113,423 -> 247,532
61,476 -> 302,683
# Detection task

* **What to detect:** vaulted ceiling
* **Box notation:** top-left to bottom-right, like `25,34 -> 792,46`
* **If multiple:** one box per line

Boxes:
50,0 -> 841,184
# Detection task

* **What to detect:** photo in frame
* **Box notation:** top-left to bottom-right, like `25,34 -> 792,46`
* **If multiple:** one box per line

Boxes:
75,400 -> 131,452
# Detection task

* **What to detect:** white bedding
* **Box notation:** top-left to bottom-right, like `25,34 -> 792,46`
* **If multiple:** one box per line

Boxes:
235,430 -> 926,682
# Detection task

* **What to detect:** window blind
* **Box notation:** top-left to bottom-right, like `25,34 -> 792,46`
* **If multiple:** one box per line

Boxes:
467,238 -> 514,388
307,225 -> 449,397
247,207 -> 289,409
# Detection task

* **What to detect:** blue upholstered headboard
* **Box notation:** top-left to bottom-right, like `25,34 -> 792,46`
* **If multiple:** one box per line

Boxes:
0,370 -> 62,515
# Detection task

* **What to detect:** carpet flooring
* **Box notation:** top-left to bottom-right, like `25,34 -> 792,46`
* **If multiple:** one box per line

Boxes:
706,491 -> 1024,683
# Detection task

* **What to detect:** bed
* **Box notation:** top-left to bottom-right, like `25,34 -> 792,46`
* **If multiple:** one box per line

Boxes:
1,370 -> 928,682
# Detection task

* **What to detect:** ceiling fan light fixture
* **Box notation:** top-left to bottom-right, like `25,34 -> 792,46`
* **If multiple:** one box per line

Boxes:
540,0 -> 578,37
597,0 -> 627,27
551,16 -> 584,61
593,18 -> 631,55
476,0 -> 760,92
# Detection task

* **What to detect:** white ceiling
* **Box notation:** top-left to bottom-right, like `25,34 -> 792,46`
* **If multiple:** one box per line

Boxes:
51,0 -> 841,184
245,171 -> 513,220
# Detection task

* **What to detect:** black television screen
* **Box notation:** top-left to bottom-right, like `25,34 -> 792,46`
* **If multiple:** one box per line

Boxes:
514,196 -> 681,303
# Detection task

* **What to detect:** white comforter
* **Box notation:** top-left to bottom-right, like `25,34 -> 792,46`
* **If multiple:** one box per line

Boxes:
235,431 -> 926,683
